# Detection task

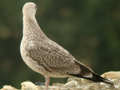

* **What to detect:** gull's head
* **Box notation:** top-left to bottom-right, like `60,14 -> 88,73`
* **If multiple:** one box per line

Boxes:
22,2 -> 37,18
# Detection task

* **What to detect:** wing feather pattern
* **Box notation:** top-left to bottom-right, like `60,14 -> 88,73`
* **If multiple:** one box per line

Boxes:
25,39 -> 80,75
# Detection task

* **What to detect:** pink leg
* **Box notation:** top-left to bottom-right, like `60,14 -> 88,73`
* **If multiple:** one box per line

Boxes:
45,76 -> 50,90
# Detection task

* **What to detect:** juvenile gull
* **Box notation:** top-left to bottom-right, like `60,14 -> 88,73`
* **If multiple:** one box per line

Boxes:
20,2 -> 113,90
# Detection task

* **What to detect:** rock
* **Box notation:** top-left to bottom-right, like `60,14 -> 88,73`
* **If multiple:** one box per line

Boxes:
101,71 -> 120,79
52,83 -> 64,87
21,81 -> 38,90
67,77 -> 93,85
1,85 -> 17,90
64,80 -> 79,88
21,81 -> 67,90
1,77 -> 120,90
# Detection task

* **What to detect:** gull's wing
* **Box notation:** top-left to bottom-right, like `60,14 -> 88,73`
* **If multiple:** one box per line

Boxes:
25,39 -> 81,75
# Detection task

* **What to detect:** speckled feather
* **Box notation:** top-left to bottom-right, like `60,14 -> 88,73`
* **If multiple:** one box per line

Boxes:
21,5 -> 92,77
20,2 -> 113,86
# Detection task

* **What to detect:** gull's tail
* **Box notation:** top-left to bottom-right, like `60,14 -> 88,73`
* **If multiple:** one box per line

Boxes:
70,61 -> 114,86
71,71 -> 113,85
84,73 -> 113,85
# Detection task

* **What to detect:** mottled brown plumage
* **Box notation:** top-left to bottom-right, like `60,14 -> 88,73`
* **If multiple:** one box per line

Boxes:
20,2 -> 113,90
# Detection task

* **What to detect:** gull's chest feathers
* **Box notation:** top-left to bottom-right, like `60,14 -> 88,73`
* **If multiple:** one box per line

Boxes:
22,16 -> 47,41
20,39 -> 49,75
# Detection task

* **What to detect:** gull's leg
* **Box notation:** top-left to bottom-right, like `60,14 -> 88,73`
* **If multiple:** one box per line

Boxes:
45,76 -> 50,90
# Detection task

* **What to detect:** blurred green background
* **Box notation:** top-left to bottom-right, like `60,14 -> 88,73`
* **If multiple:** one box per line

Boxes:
0,0 -> 120,88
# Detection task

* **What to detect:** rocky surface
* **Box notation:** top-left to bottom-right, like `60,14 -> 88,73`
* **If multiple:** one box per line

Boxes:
1,71 -> 120,90
101,71 -> 120,79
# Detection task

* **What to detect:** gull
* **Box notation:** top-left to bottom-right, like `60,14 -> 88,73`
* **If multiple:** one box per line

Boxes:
20,2 -> 113,90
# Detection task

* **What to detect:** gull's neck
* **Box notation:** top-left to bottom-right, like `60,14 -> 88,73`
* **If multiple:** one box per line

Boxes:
23,15 -> 47,40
